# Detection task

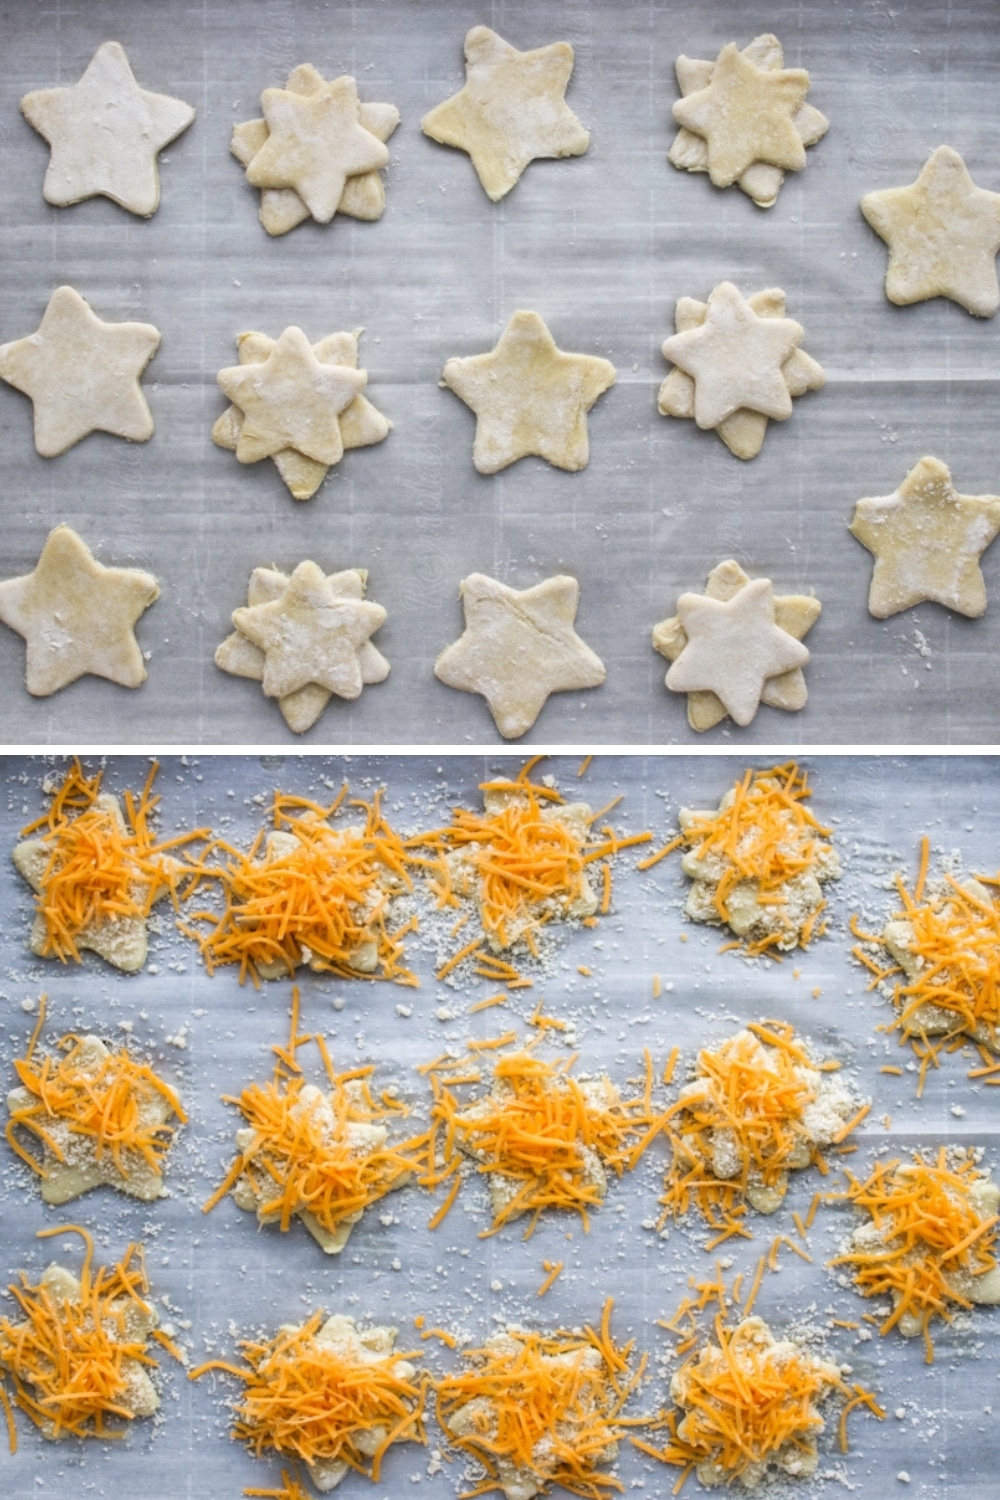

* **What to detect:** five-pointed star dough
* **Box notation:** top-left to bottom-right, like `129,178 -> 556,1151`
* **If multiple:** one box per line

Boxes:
216,326 -> 367,469
653,560 -> 821,731
0,525 -> 159,697
669,34 -> 828,208
213,329 -> 389,499
243,73 -> 388,224
232,560 -> 387,701
658,285 -> 824,458
231,64 -> 399,235
664,575 -> 811,728
422,25 -> 589,201
20,40 -> 195,217
442,310 -> 616,473
13,791 -> 175,971
216,565 -> 390,733
849,456 -> 1000,618
0,285 -> 160,458
434,572 -> 606,739
861,145 -> 1000,317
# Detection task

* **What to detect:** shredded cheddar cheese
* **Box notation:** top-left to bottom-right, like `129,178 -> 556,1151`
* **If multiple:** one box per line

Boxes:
0,1226 -> 159,1447
658,1022 -> 865,1243
435,1299 -> 643,1500
190,1312 -> 425,1485
829,1147 -> 1000,1362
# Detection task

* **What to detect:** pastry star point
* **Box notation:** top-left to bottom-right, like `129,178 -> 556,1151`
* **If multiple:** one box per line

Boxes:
442,310 -> 616,473
422,25 -> 589,200
0,525 -> 159,696
20,40 -> 195,216
861,146 -> 1000,317
435,572 -> 605,739
850,456 -> 1000,617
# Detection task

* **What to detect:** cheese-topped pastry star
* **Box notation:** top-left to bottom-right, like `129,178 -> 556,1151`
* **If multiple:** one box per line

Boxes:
670,34 -> 828,208
244,73 -> 389,224
0,286 -> 160,458
435,572 -> 606,739
0,525 -> 159,696
671,36 -> 819,192
861,146 -> 1000,317
233,560 -> 387,701
217,326 -> 367,468
665,575 -> 810,729
422,25 -> 589,201
850,456 -> 1000,618
20,40 -> 195,216
442,311 -> 616,473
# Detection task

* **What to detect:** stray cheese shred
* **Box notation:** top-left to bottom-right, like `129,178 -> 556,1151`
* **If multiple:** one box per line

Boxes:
435,1298 -> 644,1500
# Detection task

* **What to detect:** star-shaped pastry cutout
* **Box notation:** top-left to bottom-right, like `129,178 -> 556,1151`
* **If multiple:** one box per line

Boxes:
669,34 -> 828,207
422,25 -> 589,200
849,456 -> 1000,618
231,64 -> 399,235
243,73 -> 389,224
442,311 -> 616,473
861,146 -> 1000,317
216,565 -> 390,733
20,40 -> 195,216
435,572 -> 606,739
662,574 -> 811,728
232,560 -> 387,701
213,329 -> 390,499
0,525 -> 159,696
0,285 -> 160,457
653,560 -> 821,731
658,285 -> 824,458
216,326 -> 367,469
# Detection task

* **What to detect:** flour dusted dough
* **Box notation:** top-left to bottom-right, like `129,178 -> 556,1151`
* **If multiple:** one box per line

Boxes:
422,25 -> 589,201
435,572 -> 606,739
849,456 -> 1000,618
0,286 -> 160,457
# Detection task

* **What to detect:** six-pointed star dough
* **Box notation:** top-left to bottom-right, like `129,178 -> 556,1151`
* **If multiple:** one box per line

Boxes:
0,285 -> 160,457
861,145 -> 1000,317
216,326 -> 367,468
244,73 -> 388,224
653,560 -> 821,732
442,310 -> 616,473
0,525 -> 159,697
231,64 -> 399,235
661,282 -> 804,430
216,565 -> 390,733
435,572 -> 606,739
233,560 -> 387,701
849,456 -> 1000,618
665,576 -> 810,728
671,38 -> 811,188
669,34 -> 828,208
20,40 -> 195,216
422,25 -> 589,201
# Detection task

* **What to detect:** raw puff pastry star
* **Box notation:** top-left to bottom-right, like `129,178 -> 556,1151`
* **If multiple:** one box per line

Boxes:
19,40 -> 195,217
653,560 -> 820,732
422,25 -> 589,201
442,311 -> 616,473
655,562 -> 816,729
216,565 -> 389,734
231,64 -> 398,234
670,34 -> 828,207
658,283 -> 824,459
849,456 -> 1000,618
0,285 -> 160,458
0,525 -> 159,697
214,327 -> 389,499
435,572 -> 606,739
